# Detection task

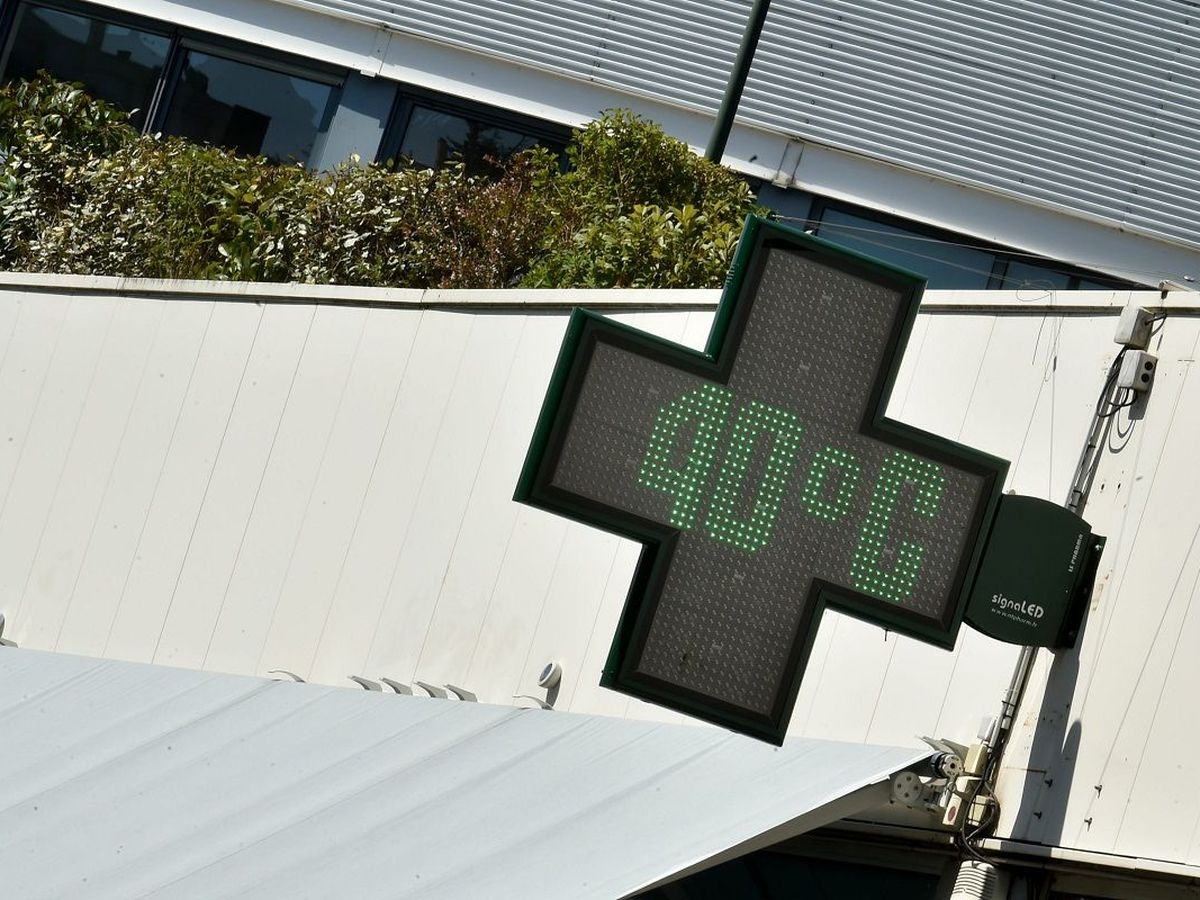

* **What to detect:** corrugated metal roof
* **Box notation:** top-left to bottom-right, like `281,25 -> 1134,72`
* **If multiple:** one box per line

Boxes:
0,648 -> 928,899
267,0 -> 1200,250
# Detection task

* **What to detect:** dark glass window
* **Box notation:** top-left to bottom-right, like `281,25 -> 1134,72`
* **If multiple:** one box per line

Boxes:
755,184 -> 814,224
399,103 -> 544,172
996,259 -> 1072,290
637,849 -> 942,899
1075,277 -> 1125,290
757,194 -> 1142,291
817,208 -> 996,289
2,4 -> 169,128
382,91 -> 569,177
162,49 -> 335,165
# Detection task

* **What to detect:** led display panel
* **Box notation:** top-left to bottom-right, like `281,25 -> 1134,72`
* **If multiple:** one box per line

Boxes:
516,217 -> 1007,743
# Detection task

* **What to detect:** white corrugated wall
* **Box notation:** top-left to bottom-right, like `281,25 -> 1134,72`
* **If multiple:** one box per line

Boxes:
743,1 -> 1199,250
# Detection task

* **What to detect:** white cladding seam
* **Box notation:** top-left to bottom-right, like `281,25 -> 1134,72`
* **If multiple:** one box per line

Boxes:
264,0 -> 1199,251
0,648 -> 928,899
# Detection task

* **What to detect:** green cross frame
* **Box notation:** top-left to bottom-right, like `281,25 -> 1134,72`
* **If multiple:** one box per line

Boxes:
514,216 -> 1008,744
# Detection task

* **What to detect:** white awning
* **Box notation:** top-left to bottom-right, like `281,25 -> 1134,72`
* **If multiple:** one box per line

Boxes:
0,649 -> 928,899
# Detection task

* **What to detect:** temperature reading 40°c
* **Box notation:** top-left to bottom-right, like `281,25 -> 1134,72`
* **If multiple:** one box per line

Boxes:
638,384 -> 947,605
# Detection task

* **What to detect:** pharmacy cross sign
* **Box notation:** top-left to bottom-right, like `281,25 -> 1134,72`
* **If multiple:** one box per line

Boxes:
515,217 -> 1008,744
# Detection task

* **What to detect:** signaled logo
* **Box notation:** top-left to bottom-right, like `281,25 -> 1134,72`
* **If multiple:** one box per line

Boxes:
515,217 -> 1008,743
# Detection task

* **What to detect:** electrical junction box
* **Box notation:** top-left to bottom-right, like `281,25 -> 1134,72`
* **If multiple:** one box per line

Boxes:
1118,350 -> 1156,392
1113,305 -> 1154,350
965,496 -> 1105,649
963,743 -> 988,777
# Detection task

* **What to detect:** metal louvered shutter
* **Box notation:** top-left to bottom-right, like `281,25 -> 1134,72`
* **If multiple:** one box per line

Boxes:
271,0 -> 1200,250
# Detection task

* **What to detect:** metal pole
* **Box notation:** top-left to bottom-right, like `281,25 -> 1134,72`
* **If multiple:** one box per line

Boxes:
974,348 -> 1130,851
947,350 -> 1133,895
705,0 -> 773,163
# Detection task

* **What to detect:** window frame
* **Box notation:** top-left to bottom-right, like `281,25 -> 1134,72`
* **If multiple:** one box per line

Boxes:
0,0 -> 346,159
376,82 -> 571,171
0,0 -> 174,128
0,0 -> 172,73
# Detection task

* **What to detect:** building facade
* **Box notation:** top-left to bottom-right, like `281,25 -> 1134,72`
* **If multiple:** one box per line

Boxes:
2,2 -> 1200,897
3,0 -> 1197,291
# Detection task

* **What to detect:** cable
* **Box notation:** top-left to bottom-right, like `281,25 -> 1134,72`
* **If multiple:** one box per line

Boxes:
960,339 -> 1144,866
1092,348 -> 1130,419
772,213 -> 1177,282
772,223 -> 1027,285
959,783 -> 1001,866
771,213 -> 1192,285
1097,392 -> 1136,419
955,761 -> 1003,866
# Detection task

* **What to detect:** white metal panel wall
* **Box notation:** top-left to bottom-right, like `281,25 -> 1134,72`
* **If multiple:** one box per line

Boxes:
0,278 -> 1151,761
264,0 -> 1199,250
7,278 -> 1200,863
995,310 -> 1200,864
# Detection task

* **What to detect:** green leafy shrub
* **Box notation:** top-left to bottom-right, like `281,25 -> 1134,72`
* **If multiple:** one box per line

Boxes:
28,136 -> 314,279
0,75 -> 137,267
523,109 -> 760,287
284,149 -> 556,288
0,76 -> 762,288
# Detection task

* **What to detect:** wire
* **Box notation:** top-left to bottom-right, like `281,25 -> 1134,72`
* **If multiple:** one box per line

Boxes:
960,339 -> 1144,865
963,788 -> 1001,862
773,213 -> 1172,282
1093,348 -> 1129,419
771,214 -> 1191,285
956,770 -> 1002,866
1098,392 -> 1137,419
772,222 -> 1027,285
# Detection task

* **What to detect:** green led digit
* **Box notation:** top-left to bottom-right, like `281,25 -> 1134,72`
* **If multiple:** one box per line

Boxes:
851,450 -> 946,604
639,384 -> 733,529
800,446 -> 861,522
705,400 -> 804,553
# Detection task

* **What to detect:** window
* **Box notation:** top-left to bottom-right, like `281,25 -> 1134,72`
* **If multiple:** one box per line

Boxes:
782,196 -> 1140,291
161,48 -> 337,165
816,206 -> 997,289
0,1 -> 343,166
0,3 -> 169,128
380,89 -> 569,176
994,259 -> 1072,290
636,848 -> 944,899
399,104 -> 542,171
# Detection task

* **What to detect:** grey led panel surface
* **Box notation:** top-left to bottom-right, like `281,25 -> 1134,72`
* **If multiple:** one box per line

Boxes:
551,247 -> 986,717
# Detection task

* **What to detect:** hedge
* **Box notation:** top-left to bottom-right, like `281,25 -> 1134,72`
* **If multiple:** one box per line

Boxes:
0,75 -> 763,288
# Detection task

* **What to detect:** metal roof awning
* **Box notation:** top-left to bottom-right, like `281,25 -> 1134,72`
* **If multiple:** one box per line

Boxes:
0,649 -> 929,899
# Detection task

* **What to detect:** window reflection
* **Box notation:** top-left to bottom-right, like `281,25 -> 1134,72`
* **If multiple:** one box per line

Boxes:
163,50 -> 334,165
398,104 -> 549,175
817,208 -> 995,289
3,4 -> 169,128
